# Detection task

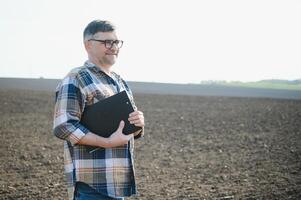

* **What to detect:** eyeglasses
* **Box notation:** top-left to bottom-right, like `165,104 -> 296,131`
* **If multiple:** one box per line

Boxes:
88,39 -> 124,49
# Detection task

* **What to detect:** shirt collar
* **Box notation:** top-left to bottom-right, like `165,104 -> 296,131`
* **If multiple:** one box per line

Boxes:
84,60 -> 103,73
84,60 -> 120,80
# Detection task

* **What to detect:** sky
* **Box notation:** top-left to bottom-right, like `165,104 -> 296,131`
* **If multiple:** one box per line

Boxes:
1,0 -> 300,84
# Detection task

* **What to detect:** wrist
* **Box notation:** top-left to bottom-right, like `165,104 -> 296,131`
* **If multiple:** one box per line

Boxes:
104,137 -> 112,148
96,137 -> 111,148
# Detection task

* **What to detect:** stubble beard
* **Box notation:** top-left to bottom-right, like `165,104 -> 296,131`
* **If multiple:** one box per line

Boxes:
102,55 -> 116,66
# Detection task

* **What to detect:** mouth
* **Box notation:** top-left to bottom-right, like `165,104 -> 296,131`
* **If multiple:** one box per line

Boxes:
105,52 -> 118,56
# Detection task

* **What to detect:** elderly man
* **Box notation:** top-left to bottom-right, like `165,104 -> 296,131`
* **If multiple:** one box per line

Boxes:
53,20 -> 144,200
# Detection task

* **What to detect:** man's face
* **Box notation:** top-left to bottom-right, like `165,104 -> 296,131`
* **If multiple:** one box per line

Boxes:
86,31 -> 120,68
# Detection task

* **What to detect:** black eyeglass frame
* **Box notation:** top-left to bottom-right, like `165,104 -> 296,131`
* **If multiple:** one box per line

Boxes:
88,39 -> 124,49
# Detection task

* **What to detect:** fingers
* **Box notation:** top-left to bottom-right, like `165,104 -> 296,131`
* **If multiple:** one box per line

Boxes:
129,111 -> 143,117
129,119 -> 142,124
128,118 -> 143,125
128,110 -> 144,128
129,120 -> 144,127
129,119 -> 140,124
128,114 -> 144,121
118,120 -> 125,131
133,123 -> 144,127
109,122 -> 133,147
128,111 -> 144,120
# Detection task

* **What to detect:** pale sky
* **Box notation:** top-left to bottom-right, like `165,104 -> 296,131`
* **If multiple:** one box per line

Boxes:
1,0 -> 300,83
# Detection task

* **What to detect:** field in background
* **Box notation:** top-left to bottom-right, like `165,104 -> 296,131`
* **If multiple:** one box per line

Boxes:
1,77 -> 301,100
0,89 -> 300,199
219,81 -> 301,91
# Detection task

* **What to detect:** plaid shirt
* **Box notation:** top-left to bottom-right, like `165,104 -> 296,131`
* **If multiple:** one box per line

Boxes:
53,61 -> 143,200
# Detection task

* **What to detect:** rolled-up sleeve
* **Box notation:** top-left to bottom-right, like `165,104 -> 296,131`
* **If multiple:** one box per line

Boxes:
134,127 -> 144,139
53,76 -> 89,145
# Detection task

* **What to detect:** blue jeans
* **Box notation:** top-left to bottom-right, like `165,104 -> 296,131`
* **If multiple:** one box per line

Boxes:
74,182 -> 125,200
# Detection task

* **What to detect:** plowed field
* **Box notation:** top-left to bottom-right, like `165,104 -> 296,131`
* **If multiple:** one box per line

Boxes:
0,89 -> 300,199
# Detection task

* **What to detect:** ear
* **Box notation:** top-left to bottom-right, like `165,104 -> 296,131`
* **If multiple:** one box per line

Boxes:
84,40 -> 90,52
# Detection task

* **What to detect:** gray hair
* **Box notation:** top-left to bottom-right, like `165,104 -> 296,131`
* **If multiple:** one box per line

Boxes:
83,20 -> 115,41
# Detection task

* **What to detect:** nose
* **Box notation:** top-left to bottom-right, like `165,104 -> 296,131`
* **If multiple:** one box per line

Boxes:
107,47 -> 118,55
111,42 -> 118,50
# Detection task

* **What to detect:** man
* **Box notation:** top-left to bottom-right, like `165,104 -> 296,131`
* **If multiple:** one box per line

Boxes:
53,20 -> 144,200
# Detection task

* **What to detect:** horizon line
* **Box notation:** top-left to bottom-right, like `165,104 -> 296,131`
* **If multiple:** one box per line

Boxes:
0,76 -> 300,85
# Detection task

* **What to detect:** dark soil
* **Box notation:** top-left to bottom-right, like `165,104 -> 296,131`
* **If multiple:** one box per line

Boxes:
0,89 -> 300,200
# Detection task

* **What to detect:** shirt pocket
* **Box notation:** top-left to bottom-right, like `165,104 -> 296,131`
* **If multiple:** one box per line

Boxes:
84,85 -> 115,106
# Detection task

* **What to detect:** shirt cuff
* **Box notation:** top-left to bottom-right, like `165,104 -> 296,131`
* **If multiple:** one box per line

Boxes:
134,127 -> 144,140
67,126 -> 89,146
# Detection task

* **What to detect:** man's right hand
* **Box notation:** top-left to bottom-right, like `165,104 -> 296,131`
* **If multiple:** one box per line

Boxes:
107,120 -> 133,148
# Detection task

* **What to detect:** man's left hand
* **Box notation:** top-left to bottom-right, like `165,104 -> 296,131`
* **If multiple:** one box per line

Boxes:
128,110 -> 145,127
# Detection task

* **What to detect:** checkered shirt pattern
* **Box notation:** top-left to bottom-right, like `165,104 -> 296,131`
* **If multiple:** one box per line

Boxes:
53,61 -> 143,200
